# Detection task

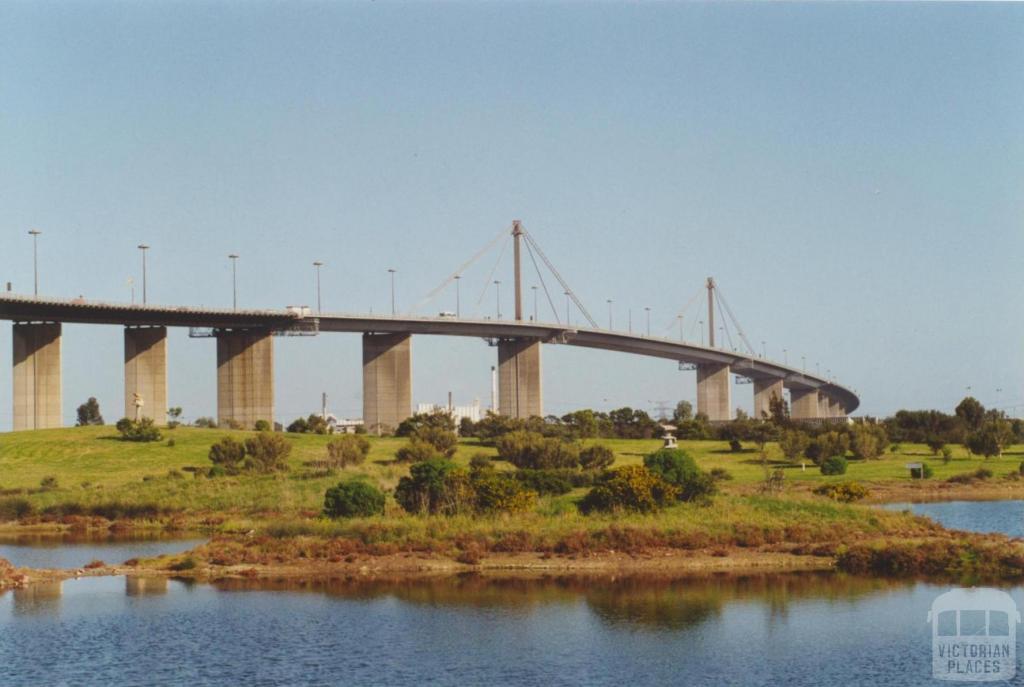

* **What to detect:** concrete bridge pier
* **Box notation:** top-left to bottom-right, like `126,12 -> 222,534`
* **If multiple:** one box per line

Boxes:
696,363 -> 731,422
497,339 -> 542,419
830,398 -> 846,418
12,322 -> 62,430
216,330 -> 274,429
362,333 -> 411,434
124,326 -> 167,423
817,394 -> 831,419
789,388 -> 820,420
753,378 -> 784,420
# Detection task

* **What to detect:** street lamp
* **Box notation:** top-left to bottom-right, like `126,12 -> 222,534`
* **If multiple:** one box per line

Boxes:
388,269 -> 397,316
454,275 -> 461,318
783,348 -> 788,365
228,254 -> 239,310
313,261 -> 324,313
801,355 -> 807,372
607,299 -> 613,330
28,230 -> 41,296
564,291 -> 570,324
677,314 -> 683,341
761,340 -> 766,358
698,320 -> 704,346
531,285 -> 538,321
645,307 -> 651,336
137,244 -> 150,304
494,280 -> 501,319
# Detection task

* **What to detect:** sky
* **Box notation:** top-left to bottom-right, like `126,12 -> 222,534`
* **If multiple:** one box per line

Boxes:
0,1 -> 1022,430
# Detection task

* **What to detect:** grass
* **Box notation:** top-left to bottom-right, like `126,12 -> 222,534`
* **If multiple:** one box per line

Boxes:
0,426 -> 1020,522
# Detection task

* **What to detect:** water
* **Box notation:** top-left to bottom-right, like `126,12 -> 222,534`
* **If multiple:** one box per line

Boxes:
884,499 -> 1024,538
0,572 -> 967,686
0,533 -> 205,569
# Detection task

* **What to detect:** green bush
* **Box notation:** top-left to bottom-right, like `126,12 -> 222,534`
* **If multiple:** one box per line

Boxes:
116,417 -> 163,442
820,455 -> 848,476
209,437 -> 246,473
941,446 -> 953,464
470,471 -> 536,514
396,410 -> 457,437
326,434 -> 371,468
243,432 -> 292,473
40,476 -> 58,491
395,440 -> 444,463
468,454 -> 493,471
923,463 -> 935,479
0,497 -> 34,521
643,448 -> 716,502
410,426 -> 458,458
709,467 -> 733,481
495,431 -> 580,469
286,417 -> 309,433
514,469 -> 574,496
579,445 -> 615,471
813,481 -> 869,502
323,478 -> 385,518
254,419 -> 271,432
394,459 -> 474,516
578,465 -> 679,514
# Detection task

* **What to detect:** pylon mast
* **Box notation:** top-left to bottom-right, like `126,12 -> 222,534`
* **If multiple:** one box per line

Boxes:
512,220 -> 523,321
707,277 -> 715,347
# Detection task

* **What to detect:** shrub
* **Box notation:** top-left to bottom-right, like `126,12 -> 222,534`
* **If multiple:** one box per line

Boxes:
323,478 -> 386,518
208,437 -> 246,473
394,459 -> 474,516
514,469 -> 574,496
578,465 -> 679,515
396,410 -> 457,437
820,455 -> 848,476
728,439 -> 742,453
709,467 -> 733,481
243,432 -> 292,473
286,417 -> 309,433
779,429 -> 810,462
166,438 -> 176,448
495,431 -> 580,469
75,397 -> 104,426
813,481 -> 869,503
923,463 -> 935,479
326,434 -> 371,468
468,454 -> 493,471
194,416 -> 218,428
254,420 -> 271,432
395,440 -> 444,463
0,497 -> 34,521
471,471 -> 537,514
579,445 -> 615,471
40,476 -> 58,491
850,424 -> 886,460
643,448 -> 716,502
411,426 -> 458,458
947,468 -> 993,484
116,417 -> 163,442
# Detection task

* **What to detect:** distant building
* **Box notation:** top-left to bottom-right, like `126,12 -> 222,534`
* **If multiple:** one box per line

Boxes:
416,399 -> 483,425
324,414 -> 363,434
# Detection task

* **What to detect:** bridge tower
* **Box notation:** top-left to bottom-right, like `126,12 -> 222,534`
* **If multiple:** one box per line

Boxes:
696,277 -> 730,422
497,220 -> 543,418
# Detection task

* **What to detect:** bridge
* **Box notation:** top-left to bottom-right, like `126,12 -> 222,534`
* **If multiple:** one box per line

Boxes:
0,223 -> 859,431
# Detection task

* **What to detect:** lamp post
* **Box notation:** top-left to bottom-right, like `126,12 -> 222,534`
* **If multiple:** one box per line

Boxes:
645,307 -> 651,336
127,277 -> 135,304
678,314 -> 683,341
494,280 -> 501,319
28,230 -> 41,296
606,299 -> 613,330
388,269 -> 396,316
454,275 -> 461,318
531,285 -> 538,321
761,340 -> 766,358
564,291 -> 570,324
783,348 -> 788,365
228,254 -> 239,310
313,261 -> 324,313
137,244 -> 150,304
698,320 -> 704,346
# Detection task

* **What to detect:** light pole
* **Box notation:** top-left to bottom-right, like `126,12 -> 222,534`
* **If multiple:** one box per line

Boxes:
801,355 -> 806,372
607,299 -> 613,330
228,254 -> 239,310
628,308 -> 632,333
388,269 -> 396,316
761,340 -> 766,358
494,280 -> 502,319
28,229 -> 41,296
564,291 -> 570,324
531,285 -> 538,321
137,244 -> 150,304
783,348 -> 788,365
698,320 -> 704,346
718,327 -> 724,349
454,275 -> 461,318
127,277 -> 135,304
645,307 -> 651,336
678,315 -> 683,341
313,261 -> 324,313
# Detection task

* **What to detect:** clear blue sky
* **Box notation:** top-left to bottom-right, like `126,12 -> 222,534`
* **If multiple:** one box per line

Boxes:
1,1 -> 1022,429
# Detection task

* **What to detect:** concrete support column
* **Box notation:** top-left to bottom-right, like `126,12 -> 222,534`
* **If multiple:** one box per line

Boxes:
362,333 -> 411,434
818,394 -> 831,419
124,326 -> 167,423
217,330 -> 274,429
696,363 -> 731,422
13,322 -> 62,430
830,398 -> 846,418
497,338 -> 542,419
789,388 -> 820,420
753,378 -> 784,421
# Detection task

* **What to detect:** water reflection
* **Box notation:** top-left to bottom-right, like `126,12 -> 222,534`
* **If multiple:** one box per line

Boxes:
11,580 -> 62,616
0,532 -> 204,569
125,576 -> 168,596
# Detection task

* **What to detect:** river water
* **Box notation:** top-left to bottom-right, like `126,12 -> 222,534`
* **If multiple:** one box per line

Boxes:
0,501 -> 1022,686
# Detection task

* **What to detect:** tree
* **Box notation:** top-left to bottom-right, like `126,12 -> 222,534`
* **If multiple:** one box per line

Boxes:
209,436 -> 246,473
579,444 -> 615,471
766,392 -> 790,426
579,466 -> 679,514
643,448 -> 716,502
850,424 -> 886,460
561,409 -> 601,438
955,397 -> 986,432
243,432 -> 292,472
76,397 -> 104,426
323,479 -> 385,518
410,425 -> 458,458
394,458 -> 474,515
672,401 -> 694,424
396,410 -> 457,437
495,431 -> 580,469
779,429 -> 810,462
286,417 -> 309,433
966,420 -> 1014,459
166,407 -> 183,428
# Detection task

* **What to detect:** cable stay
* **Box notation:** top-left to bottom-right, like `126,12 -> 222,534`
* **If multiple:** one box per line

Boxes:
714,283 -> 757,356
520,229 -> 598,328
474,233 -> 512,310
522,237 -> 561,324
659,287 -> 703,338
407,223 -> 512,316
